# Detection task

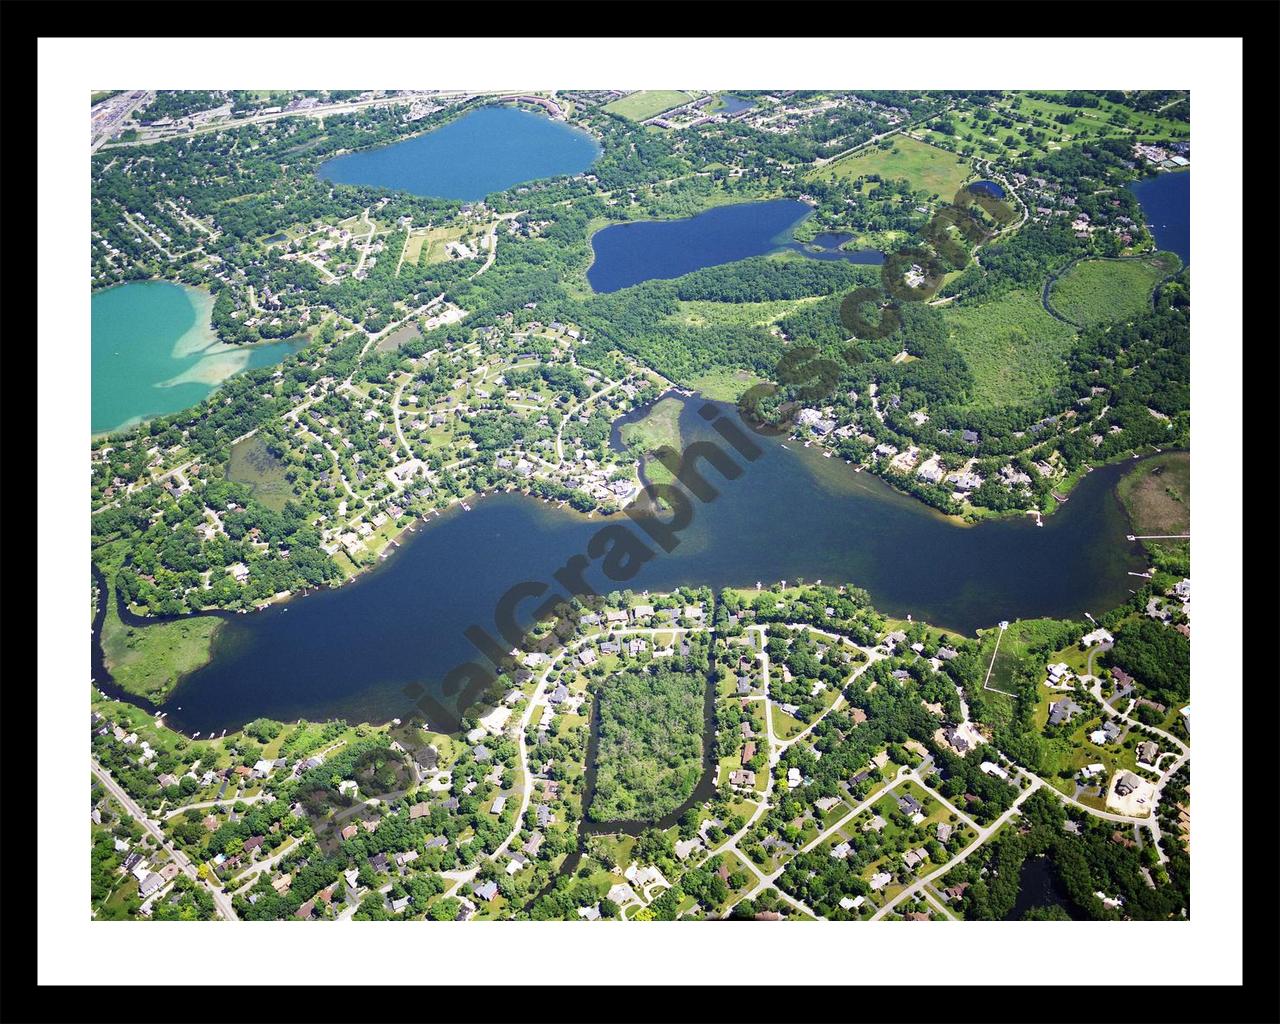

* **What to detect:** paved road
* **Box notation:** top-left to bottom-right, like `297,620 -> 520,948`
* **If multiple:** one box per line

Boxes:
871,774 -> 1043,920
162,791 -> 264,819
92,758 -> 237,920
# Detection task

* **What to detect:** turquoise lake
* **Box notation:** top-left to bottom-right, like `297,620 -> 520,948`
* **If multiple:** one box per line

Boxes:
92,281 -> 302,435
316,106 -> 601,200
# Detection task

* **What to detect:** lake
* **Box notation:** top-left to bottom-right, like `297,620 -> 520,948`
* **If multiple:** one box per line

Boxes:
969,179 -> 1006,199
316,106 -> 600,201
587,198 -> 884,293
1007,854 -> 1080,920
1129,170 -> 1190,265
98,396 -> 1146,735
717,94 -> 753,114
92,281 -> 303,435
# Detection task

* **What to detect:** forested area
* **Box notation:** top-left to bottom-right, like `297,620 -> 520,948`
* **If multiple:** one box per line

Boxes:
942,788 -> 1189,921
589,652 -> 710,823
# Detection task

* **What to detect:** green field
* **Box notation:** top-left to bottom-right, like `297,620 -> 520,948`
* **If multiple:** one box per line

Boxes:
687,367 -> 769,402
226,435 -> 294,511
603,91 -> 702,122
915,92 -> 1190,163
100,591 -> 221,701
811,135 -> 974,201
1116,451 -> 1190,537
619,396 -> 685,486
942,289 -> 1078,409
1047,253 -> 1181,327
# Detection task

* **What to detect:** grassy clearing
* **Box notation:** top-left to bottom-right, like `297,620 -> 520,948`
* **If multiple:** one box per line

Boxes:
99,592 -> 221,702
1116,451 -> 1190,537
619,396 -> 685,486
811,135 -> 974,200
942,289 -> 1078,409
1048,253 -> 1180,327
413,225 -> 469,266
688,367 -> 768,403
603,91 -> 701,122
226,435 -> 294,511
375,321 -> 423,354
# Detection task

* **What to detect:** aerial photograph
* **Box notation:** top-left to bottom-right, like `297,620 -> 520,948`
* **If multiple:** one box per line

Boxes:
87,86 -> 1192,925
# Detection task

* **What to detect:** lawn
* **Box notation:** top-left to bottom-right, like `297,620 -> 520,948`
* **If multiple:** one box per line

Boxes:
603,91 -> 701,122
1047,253 -> 1181,328
1116,451 -> 1190,537
942,288 -> 1078,410
811,135 -> 974,201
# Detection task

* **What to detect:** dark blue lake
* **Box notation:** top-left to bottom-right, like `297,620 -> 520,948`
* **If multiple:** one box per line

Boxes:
717,94 -> 753,114
1129,170 -> 1190,265
588,199 -> 883,293
969,179 -> 1006,199
316,106 -> 600,201
98,398 -> 1147,735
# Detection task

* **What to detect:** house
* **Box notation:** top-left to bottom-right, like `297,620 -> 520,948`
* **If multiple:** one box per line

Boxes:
341,825 -> 359,841
902,847 -> 928,869
631,604 -> 654,621
390,895 -> 411,913
830,842 -> 853,860
979,761 -> 1009,780
577,904 -> 601,921
787,767 -> 803,789
897,794 -> 923,817
295,900 -> 315,920
839,895 -> 866,911
505,855 -> 528,875
869,871 -> 892,891
815,795 -> 841,813
474,880 -> 499,902
729,769 -> 756,789
1047,698 -> 1083,727
273,873 -> 294,895
491,795 -> 507,814
943,725 -> 969,754
409,802 -> 431,820
1136,741 -> 1159,764
1114,771 -> 1142,797
1081,627 -> 1114,648
862,815 -> 886,833
578,648 -> 597,667
941,882 -> 970,901
674,838 -> 703,861
395,850 -> 419,869
138,872 -> 165,898
1090,720 -> 1122,745
536,804 -> 554,828
369,853 -> 390,874
936,823 -> 954,843
522,832 -> 544,857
